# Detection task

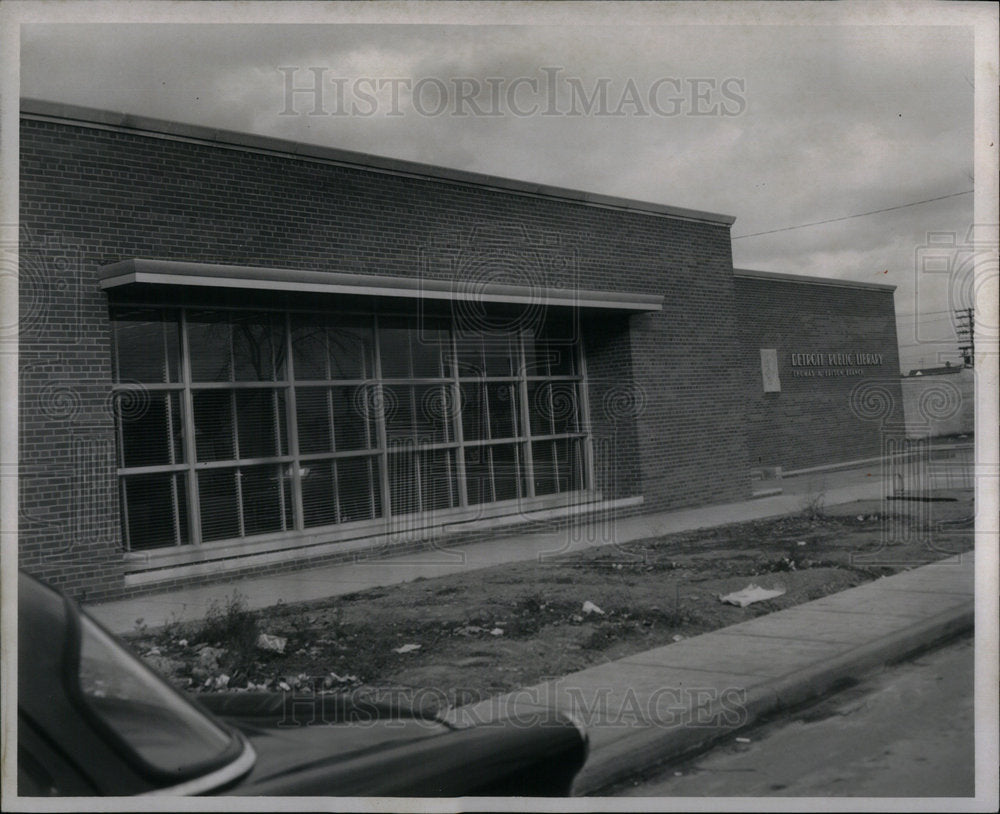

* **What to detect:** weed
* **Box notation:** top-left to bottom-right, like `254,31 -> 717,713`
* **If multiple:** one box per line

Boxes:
159,610 -> 185,641
800,490 -> 827,521
195,590 -> 260,676
515,591 -> 548,615
581,623 -> 618,651
631,606 -> 691,630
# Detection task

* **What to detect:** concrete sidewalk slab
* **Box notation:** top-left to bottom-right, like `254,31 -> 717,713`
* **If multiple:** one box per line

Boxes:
801,584 -> 971,617
440,552 -> 974,795
622,636 -> 849,677
705,606 -> 933,644
87,469 -> 886,634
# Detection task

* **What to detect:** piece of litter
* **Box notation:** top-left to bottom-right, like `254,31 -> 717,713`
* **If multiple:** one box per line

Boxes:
796,540 -> 807,546
719,583 -> 786,607
735,736 -> 751,744
674,771 -> 683,777
671,634 -> 684,642
256,633 -> 287,654
857,515 -> 865,521
392,643 -> 421,654
489,628 -> 504,636
582,600 -> 606,616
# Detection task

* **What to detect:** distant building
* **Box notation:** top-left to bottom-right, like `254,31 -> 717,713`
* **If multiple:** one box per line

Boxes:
19,99 -> 903,600
901,364 -> 974,438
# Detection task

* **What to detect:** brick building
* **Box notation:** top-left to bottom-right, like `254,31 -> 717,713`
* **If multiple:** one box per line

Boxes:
18,100 -> 903,601
735,269 -> 904,474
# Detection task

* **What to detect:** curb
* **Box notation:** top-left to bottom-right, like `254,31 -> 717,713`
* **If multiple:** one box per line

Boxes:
570,600 -> 974,795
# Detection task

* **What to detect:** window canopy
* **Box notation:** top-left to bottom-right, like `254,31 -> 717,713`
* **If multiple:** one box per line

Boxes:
99,259 -> 663,313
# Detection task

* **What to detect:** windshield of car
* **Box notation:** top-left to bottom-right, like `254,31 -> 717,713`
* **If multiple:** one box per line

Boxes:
77,613 -> 236,778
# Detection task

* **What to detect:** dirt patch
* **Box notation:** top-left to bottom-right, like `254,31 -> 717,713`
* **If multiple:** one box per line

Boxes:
129,492 -> 974,708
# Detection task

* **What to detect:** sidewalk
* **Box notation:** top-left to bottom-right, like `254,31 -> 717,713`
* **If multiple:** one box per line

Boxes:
441,550 -> 975,795
87,466 -> 885,635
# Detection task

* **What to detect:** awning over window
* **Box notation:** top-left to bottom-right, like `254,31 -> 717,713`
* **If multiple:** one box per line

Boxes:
99,259 -> 663,312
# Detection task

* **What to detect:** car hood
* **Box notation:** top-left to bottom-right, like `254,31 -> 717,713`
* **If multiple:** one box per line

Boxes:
200,691 -> 451,791
200,692 -> 587,796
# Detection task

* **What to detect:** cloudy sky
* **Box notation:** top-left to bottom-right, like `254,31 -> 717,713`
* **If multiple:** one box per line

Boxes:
10,1 -> 996,371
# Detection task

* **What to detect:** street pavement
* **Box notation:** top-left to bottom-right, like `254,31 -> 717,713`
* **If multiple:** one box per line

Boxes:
613,634 -> 974,797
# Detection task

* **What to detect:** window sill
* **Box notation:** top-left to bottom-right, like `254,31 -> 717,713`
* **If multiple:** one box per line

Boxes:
122,493 -> 644,588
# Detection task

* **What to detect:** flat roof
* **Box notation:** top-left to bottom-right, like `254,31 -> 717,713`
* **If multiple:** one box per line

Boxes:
20,98 -> 736,227
734,268 -> 897,292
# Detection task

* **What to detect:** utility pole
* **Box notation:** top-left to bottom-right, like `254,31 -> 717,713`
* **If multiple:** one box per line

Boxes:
954,307 -> 973,367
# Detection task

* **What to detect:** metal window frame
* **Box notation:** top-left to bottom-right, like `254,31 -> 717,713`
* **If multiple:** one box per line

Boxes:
111,303 -> 593,553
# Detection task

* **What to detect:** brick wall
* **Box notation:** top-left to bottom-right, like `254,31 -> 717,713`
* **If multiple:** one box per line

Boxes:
19,114 -> 749,599
735,274 -> 904,472
582,314 -> 641,503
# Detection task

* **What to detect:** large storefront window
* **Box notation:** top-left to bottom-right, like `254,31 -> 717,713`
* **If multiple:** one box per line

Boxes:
111,305 -> 589,552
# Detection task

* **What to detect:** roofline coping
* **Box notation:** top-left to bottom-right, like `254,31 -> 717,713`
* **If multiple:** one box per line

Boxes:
20,98 -> 737,227
733,267 -> 897,292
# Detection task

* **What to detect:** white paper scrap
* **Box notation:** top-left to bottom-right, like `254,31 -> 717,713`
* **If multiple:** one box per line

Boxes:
719,584 -> 786,607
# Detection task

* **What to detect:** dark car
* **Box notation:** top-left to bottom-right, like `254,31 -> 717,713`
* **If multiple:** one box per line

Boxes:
16,571 -> 588,797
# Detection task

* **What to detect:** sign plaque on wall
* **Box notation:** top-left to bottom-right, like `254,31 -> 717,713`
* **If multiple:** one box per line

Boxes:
760,348 -> 781,392
789,351 -> 884,378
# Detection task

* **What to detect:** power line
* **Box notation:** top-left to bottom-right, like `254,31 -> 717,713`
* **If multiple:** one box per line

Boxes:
732,190 -> 973,240
897,316 -> 964,326
898,340 -> 967,347
895,310 -> 960,317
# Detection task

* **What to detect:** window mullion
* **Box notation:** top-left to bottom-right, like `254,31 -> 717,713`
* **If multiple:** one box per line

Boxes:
230,388 -> 246,537
518,331 -> 536,499
372,312 -> 392,519
113,346 -> 129,550
161,309 -> 172,384
576,338 -> 594,493
179,309 -> 203,546
227,315 -> 246,536
328,388 -> 342,525
450,329 -> 468,508
283,313 -> 304,531
170,473 -> 182,547
120,479 -> 131,552
414,440 -> 423,515
165,391 -> 181,546
409,382 -> 422,513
